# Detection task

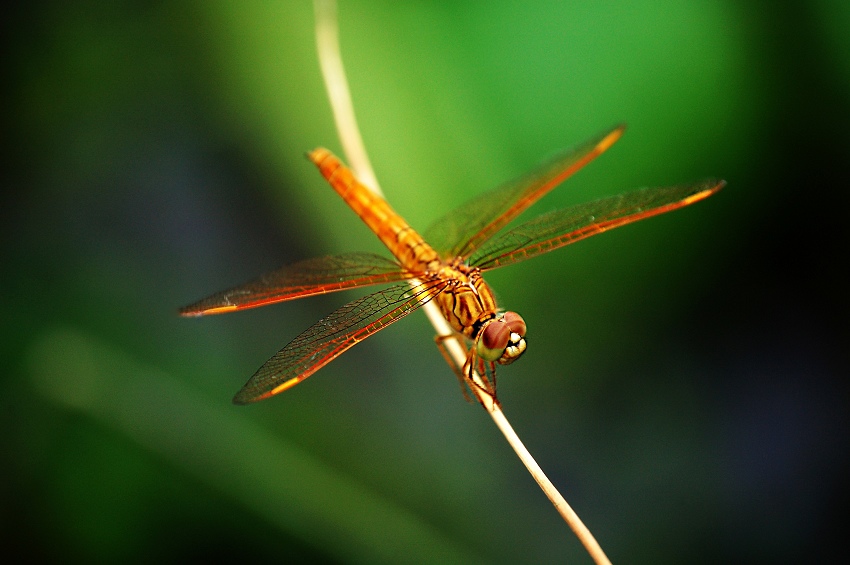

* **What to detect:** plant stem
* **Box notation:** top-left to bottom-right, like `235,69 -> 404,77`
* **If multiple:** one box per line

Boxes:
312,2 -> 612,563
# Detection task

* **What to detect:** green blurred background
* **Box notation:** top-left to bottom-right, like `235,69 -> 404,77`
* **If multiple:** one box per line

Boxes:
3,1 -> 848,563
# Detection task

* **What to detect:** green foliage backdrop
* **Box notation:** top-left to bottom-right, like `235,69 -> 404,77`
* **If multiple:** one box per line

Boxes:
3,1 -> 847,563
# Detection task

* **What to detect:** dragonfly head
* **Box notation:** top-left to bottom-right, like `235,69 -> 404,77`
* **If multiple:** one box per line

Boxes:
476,311 -> 527,365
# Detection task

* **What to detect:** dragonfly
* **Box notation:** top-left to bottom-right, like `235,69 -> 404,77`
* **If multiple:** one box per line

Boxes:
181,125 -> 724,405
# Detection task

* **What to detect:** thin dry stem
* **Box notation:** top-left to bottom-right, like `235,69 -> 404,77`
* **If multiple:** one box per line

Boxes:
314,0 -> 379,192
312,2 -> 611,563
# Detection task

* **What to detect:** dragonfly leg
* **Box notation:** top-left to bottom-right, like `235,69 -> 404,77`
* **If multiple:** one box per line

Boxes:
473,358 -> 499,405
483,360 -> 498,400
435,334 -> 473,403
434,335 -> 500,406
461,355 -> 499,407
461,351 -> 499,406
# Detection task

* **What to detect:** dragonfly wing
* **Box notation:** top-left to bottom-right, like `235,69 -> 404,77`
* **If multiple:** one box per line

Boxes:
423,125 -> 624,260
179,252 -> 414,316
470,180 -> 725,270
232,280 -> 447,404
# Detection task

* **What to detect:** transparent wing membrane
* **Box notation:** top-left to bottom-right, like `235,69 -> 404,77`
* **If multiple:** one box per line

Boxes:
424,125 -> 624,259
232,280 -> 447,404
180,253 -> 411,316
470,180 -> 725,271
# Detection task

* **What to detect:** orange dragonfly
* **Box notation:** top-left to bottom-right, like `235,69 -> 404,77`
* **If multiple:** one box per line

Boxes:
181,125 -> 724,405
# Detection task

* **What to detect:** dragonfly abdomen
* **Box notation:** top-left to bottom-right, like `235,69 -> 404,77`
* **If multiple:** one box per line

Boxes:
309,148 -> 440,272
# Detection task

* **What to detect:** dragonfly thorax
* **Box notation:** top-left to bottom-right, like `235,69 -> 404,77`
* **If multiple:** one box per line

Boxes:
432,263 -> 498,337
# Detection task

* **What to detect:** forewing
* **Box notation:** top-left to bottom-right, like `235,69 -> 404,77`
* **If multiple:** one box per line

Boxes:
423,125 -> 624,260
179,252 -> 412,316
470,180 -> 725,270
232,280 -> 447,404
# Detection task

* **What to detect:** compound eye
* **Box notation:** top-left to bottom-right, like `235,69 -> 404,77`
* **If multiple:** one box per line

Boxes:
476,321 -> 510,362
502,311 -> 526,337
